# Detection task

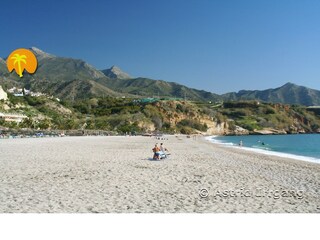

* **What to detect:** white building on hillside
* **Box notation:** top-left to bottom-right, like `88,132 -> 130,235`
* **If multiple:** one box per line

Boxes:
7,87 -> 45,97
0,85 -> 8,100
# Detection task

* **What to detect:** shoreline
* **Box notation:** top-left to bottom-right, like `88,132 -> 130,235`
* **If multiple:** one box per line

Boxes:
201,136 -> 320,168
205,135 -> 320,165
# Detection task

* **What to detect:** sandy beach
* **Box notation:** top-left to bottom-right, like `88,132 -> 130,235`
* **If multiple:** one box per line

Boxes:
0,135 -> 319,213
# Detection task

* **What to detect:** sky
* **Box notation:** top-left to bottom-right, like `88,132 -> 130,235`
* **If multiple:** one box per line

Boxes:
0,0 -> 320,94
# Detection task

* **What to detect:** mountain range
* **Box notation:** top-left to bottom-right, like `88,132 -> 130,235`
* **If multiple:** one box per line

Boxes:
1,47 -> 320,105
222,82 -> 320,106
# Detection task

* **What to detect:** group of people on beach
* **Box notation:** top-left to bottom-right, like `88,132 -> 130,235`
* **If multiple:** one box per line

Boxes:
152,143 -> 169,160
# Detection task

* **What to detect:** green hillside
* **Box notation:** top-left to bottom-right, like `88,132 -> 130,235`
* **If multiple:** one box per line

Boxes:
97,77 -> 221,102
214,101 -> 320,134
2,93 -> 320,135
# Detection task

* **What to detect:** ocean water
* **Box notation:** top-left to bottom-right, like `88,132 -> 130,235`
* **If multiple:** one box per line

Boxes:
207,134 -> 320,163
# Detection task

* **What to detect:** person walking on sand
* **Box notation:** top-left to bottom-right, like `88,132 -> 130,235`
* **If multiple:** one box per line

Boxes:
152,144 -> 161,160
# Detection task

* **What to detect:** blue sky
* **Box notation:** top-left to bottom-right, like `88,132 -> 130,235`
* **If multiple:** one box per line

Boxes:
1,0 -> 320,93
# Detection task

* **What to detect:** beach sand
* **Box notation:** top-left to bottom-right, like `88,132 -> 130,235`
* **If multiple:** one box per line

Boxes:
0,135 -> 319,213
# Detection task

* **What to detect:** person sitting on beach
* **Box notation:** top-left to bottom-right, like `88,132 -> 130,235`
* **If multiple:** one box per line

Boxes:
152,144 -> 161,160
160,143 -> 169,157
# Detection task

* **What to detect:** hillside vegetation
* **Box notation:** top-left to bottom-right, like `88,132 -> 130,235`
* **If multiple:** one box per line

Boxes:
215,101 -> 320,134
1,94 -> 320,135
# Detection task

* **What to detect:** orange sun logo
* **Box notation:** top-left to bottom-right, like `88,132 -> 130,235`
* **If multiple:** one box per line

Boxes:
7,48 -> 38,78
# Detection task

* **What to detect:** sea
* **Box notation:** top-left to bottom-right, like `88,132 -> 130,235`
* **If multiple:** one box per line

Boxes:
206,134 -> 320,164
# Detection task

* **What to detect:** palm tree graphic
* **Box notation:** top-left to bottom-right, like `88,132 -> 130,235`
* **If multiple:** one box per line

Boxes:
11,53 -> 27,77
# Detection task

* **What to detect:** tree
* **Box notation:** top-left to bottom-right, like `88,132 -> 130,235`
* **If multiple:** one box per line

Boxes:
38,119 -> 52,129
20,118 -> 34,128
